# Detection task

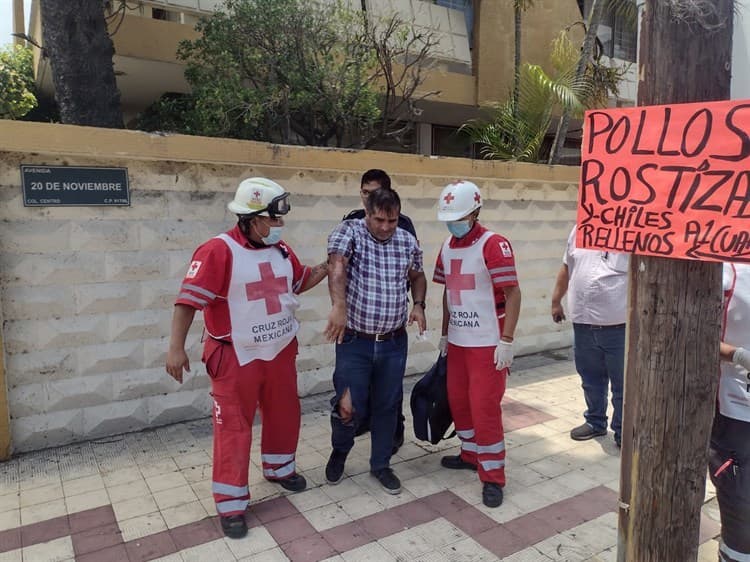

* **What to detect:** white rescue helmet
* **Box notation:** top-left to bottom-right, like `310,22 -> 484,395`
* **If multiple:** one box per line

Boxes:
437,180 -> 482,222
227,177 -> 291,217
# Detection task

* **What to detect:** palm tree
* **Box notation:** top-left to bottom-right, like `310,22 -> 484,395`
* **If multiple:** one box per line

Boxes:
463,29 -> 626,162
463,31 -> 590,162
547,0 -> 637,164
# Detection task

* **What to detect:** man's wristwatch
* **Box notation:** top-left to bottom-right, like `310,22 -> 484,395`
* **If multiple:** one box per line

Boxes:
413,300 -> 426,309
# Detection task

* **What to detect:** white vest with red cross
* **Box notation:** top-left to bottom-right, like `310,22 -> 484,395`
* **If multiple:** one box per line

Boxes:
217,234 -> 299,366
720,263 -> 750,421
441,231 -> 500,347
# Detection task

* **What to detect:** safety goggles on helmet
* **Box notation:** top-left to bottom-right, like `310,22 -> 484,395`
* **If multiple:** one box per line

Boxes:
264,192 -> 291,218
240,192 -> 291,219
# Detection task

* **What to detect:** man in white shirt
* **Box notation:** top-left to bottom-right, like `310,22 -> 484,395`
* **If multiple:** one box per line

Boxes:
550,226 -> 628,448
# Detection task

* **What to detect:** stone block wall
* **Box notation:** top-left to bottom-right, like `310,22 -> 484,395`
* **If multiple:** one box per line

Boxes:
0,121 -> 579,453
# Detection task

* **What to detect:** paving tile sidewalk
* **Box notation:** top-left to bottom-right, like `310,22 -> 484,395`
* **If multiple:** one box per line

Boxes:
0,354 -> 721,562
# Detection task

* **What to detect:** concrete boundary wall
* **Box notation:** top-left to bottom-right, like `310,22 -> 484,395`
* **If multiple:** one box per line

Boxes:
0,121 -> 579,455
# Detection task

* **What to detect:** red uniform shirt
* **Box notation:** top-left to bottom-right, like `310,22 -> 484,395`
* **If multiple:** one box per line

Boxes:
176,225 -> 310,341
433,223 -> 518,309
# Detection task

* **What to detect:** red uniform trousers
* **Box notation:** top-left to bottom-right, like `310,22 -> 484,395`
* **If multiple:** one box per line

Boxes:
205,337 -> 301,516
446,343 -> 507,486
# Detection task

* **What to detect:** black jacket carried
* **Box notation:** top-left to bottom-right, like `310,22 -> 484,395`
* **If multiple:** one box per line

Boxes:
411,354 -> 455,445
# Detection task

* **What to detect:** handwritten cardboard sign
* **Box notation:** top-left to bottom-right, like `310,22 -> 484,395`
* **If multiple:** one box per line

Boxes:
577,99 -> 750,262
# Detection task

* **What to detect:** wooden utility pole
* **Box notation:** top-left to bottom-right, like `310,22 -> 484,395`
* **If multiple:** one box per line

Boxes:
618,1 -> 734,560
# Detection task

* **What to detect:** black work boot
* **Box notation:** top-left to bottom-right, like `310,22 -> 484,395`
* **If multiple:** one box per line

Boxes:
482,482 -> 504,508
220,514 -> 248,539
277,473 -> 307,492
441,455 -> 477,471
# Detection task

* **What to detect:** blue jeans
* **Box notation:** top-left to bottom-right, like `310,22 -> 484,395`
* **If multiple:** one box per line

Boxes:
330,331 -> 407,472
573,323 -> 625,441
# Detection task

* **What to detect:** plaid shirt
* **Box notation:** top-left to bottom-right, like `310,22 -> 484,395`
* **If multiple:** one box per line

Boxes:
328,219 -> 423,333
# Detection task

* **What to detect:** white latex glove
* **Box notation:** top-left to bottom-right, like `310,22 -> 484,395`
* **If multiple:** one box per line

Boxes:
494,340 -> 514,371
438,335 -> 448,357
733,347 -> 750,371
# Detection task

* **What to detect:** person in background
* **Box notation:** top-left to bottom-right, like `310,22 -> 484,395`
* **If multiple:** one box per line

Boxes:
550,225 -> 628,448
342,168 -> 417,454
325,187 -> 426,494
343,168 -> 417,237
166,178 -> 328,539
709,262 -> 750,562
433,180 -> 521,508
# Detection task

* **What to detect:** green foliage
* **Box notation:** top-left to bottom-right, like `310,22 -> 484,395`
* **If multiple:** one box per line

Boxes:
133,93 -> 201,135
138,0 -> 394,146
465,27 -> 627,162
463,31 -> 591,162
0,45 -> 38,120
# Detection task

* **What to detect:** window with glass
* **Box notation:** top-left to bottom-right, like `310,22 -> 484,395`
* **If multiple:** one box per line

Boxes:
433,0 -> 474,47
432,125 -> 477,158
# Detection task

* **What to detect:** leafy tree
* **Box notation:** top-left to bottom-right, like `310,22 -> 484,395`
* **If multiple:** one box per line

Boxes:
134,93 -> 202,136
39,0 -> 123,128
0,45 -> 37,119
139,0 -> 436,147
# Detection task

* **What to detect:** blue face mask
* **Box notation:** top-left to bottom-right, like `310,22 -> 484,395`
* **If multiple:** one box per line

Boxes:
261,226 -> 284,245
447,220 -> 472,238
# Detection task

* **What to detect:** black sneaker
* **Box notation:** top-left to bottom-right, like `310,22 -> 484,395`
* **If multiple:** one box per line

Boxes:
482,482 -> 504,508
371,468 -> 401,495
326,450 -> 347,485
615,437 -> 622,449
440,455 -> 477,471
570,423 -> 607,441
220,514 -> 248,539
277,473 -> 307,492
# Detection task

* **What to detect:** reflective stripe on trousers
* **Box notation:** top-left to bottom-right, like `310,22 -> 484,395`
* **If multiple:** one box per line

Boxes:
262,453 -> 296,480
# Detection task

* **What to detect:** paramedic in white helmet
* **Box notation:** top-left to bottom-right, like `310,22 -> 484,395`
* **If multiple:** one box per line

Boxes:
166,178 -> 328,539
432,180 -> 521,508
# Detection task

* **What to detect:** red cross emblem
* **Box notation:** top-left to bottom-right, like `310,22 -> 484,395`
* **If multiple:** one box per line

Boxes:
445,259 -> 475,305
474,192 -> 481,203
443,192 -> 455,205
245,262 -> 288,314
254,190 -> 261,198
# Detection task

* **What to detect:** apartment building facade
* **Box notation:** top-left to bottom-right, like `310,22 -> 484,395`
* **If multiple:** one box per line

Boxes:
23,0 -> 589,156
